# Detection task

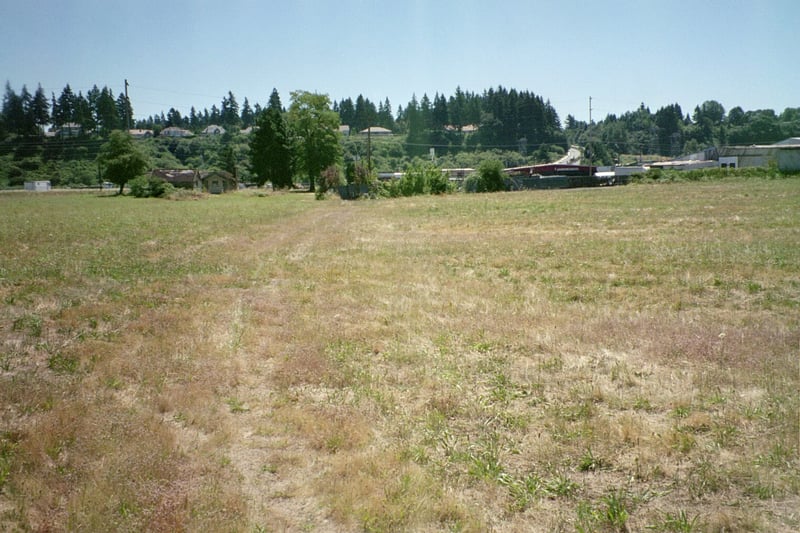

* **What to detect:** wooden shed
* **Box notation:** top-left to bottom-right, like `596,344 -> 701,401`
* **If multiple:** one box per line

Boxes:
199,170 -> 237,194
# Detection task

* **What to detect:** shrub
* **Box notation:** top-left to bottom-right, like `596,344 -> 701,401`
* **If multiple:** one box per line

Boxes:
394,162 -> 450,197
128,175 -> 175,198
467,159 -> 506,193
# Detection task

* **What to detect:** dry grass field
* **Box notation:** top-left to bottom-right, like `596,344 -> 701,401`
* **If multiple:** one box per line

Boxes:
1,178 -> 798,532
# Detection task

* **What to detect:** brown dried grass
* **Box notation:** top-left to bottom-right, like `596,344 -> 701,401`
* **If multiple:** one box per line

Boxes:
1,180 -> 798,531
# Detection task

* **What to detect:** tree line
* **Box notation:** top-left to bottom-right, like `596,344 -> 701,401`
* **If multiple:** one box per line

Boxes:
3,80 -> 799,166
568,100 -> 800,162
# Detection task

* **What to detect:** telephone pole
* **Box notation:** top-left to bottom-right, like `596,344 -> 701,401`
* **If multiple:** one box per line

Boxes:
124,79 -> 131,130
588,96 -> 593,175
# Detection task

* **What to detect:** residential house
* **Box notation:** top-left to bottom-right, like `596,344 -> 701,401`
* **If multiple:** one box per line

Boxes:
359,126 -> 392,135
58,123 -> 83,138
161,126 -> 193,138
202,124 -> 226,136
128,129 -> 153,138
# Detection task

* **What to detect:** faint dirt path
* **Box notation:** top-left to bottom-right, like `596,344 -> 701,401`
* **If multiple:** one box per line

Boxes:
207,203 -> 356,531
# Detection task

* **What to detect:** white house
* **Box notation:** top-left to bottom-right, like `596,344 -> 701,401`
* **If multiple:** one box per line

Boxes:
128,129 -> 153,138
202,125 -> 226,135
359,126 -> 392,135
161,126 -> 193,138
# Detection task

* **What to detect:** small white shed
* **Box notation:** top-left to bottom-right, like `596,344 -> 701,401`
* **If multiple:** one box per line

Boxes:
24,181 -> 51,192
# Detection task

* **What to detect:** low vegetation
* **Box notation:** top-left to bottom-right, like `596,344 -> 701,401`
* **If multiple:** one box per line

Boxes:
1,176 -> 798,531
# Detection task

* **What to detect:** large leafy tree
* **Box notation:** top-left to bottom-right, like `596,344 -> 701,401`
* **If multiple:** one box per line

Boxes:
288,91 -> 341,193
97,130 -> 149,194
249,89 -> 294,188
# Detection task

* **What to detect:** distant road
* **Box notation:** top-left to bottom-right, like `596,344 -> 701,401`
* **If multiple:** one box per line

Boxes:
554,145 -> 582,165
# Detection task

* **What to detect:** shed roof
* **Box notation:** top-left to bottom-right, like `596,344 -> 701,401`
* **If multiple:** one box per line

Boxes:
151,169 -> 197,184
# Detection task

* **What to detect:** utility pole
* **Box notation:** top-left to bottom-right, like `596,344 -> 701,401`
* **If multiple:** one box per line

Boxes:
588,96 -> 593,175
367,125 -> 372,173
124,79 -> 130,130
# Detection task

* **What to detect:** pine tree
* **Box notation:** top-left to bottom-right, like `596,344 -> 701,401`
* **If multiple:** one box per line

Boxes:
249,89 -> 294,188
240,97 -> 254,128
30,84 -> 50,134
2,83 -> 25,135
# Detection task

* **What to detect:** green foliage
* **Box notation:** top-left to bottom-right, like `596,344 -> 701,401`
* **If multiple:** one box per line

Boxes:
128,175 -> 175,198
97,130 -> 149,193
288,91 -> 342,192
469,159 -> 505,193
345,161 -> 375,186
379,162 -> 452,197
249,89 -> 293,188
0,433 -> 16,491
48,352 -> 80,374
647,510 -> 699,532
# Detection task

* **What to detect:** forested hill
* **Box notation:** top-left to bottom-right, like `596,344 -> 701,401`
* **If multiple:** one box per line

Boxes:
2,80 -> 799,187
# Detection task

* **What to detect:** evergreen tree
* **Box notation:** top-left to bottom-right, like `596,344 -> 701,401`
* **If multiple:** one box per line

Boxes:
116,92 -> 133,129
189,106 -> 200,130
432,93 -> 448,130
221,91 -> 240,127
53,84 -> 76,127
249,88 -> 294,188
95,87 -> 121,133
240,97 -> 254,127
2,83 -> 25,135
166,108 -> 183,127
30,84 -> 50,134
74,91 -> 94,132
337,97 -> 355,127
420,93 -> 432,131
353,95 -> 376,132
378,97 -> 395,130
449,86 -> 466,129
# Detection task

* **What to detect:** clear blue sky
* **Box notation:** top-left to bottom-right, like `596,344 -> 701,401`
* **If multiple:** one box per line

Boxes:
2,0 -> 797,125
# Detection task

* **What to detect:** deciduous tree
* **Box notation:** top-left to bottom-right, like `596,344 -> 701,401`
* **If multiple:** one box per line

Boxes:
288,91 -> 341,193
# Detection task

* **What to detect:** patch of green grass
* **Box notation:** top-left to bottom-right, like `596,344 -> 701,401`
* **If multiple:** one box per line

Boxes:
578,447 -> 608,472
647,510 -> 700,532
226,397 -> 249,413
12,313 -> 42,337
47,352 -> 79,374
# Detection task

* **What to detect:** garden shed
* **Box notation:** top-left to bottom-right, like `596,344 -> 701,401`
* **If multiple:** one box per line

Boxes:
24,180 -> 51,191
199,170 -> 237,194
